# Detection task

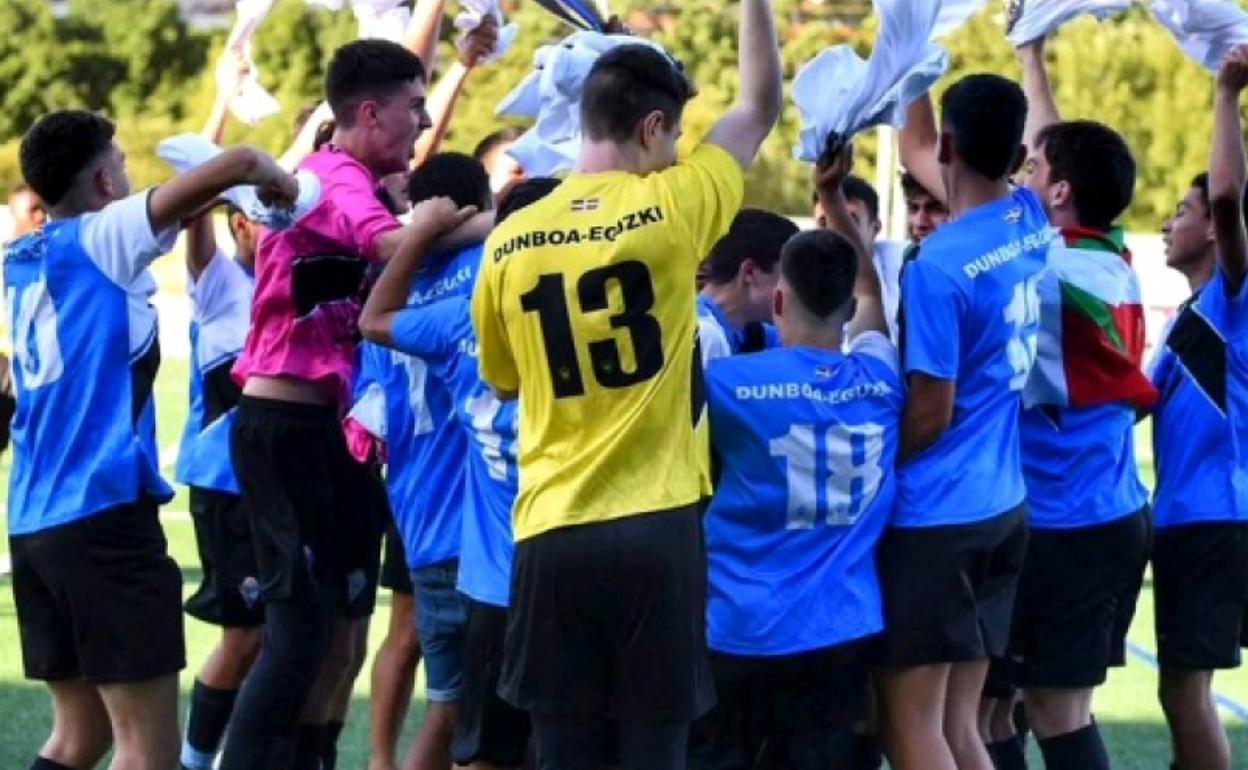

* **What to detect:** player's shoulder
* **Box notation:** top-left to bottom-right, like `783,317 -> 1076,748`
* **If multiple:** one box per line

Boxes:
483,187 -> 570,267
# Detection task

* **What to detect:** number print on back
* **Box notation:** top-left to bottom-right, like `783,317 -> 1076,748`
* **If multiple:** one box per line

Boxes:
769,422 -> 886,529
8,282 -> 64,392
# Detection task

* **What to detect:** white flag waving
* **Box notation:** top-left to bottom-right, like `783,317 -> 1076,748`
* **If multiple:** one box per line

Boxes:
1152,0 -> 1248,71
792,0 -> 947,163
225,0 -> 281,126
1006,0 -> 1133,46
496,32 -> 670,176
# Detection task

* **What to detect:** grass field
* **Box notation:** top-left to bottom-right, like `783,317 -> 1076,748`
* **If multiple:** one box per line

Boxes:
2,356 -> 1248,768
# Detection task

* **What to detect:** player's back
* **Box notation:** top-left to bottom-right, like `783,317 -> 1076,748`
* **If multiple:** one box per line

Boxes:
704,336 -> 903,656
473,144 -> 743,541
897,188 -> 1051,527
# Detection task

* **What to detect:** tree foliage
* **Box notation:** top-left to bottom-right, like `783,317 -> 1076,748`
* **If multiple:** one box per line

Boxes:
0,0 -> 1236,229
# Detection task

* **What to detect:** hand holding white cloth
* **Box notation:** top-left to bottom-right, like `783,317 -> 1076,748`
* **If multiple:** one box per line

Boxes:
455,0 -> 520,64
497,31 -> 670,176
1006,0 -> 1133,46
1151,0 -> 1248,71
792,0 -> 948,163
156,134 -> 323,230
224,0 -> 281,126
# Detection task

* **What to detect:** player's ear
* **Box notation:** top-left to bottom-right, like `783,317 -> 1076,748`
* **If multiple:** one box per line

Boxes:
872,219 -> 882,238
637,110 -> 665,150
1050,179 -> 1073,211
738,258 -> 758,286
772,286 -> 784,319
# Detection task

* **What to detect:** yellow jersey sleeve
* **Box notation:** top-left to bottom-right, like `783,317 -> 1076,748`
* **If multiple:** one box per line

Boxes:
653,143 -> 746,263
470,247 -> 519,394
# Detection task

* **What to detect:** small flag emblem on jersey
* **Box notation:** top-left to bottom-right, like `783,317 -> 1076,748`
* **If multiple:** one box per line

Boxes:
1004,207 -> 1023,223
571,198 -> 599,212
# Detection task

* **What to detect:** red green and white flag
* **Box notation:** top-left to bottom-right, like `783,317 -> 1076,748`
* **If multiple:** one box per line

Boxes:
1024,227 -> 1159,411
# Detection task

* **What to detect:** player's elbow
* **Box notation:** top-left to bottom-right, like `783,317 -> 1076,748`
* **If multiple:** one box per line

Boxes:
357,310 -> 388,344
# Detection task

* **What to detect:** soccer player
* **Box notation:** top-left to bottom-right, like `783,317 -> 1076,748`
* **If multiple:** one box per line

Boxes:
691,147 -> 900,770
900,170 -> 949,243
360,178 -> 560,770
1151,46 -> 1248,770
8,184 -> 46,240
992,38 -> 1156,770
6,109 -> 293,770
697,209 -> 799,359
470,0 -> 782,765
220,39 -> 481,770
884,74 -> 1049,770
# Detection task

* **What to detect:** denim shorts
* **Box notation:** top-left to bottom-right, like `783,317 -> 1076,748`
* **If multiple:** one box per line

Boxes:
412,559 -> 470,702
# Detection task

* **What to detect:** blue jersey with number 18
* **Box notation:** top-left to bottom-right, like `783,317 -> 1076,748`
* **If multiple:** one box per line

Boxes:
897,188 -> 1051,528
705,334 -> 903,656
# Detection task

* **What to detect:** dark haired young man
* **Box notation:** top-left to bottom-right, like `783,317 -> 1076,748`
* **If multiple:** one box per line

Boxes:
697,208 -> 799,360
1151,46 -> 1248,770
221,39 -> 480,770
886,74 -> 1049,770
900,171 -> 949,243
692,148 -> 900,770
6,108 -> 293,770
470,1 -> 782,766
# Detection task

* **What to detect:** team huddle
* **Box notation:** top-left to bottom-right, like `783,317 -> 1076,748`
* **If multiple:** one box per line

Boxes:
3,1 -> 1248,770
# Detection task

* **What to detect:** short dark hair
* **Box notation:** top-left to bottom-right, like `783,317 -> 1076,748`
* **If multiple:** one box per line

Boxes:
407,152 -> 492,212
581,45 -> 695,142
20,111 -> 116,207
1189,172 -> 1248,224
1035,121 -> 1135,230
496,177 -> 561,225
325,39 -> 426,127
900,171 -> 938,203
940,74 -> 1027,181
473,127 -> 524,161
705,209 -> 800,285
841,175 -> 880,223
780,230 -> 858,319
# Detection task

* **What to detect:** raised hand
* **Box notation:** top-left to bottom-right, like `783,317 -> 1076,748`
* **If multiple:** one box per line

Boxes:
458,15 -> 500,68
411,196 -> 479,236
1217,44 -> 1248,94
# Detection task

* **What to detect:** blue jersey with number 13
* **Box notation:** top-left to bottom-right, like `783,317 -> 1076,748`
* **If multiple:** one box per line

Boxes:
705,335 -> 903,656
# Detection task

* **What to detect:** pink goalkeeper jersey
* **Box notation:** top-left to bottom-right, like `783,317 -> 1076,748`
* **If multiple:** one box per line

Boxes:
232,145 -> 400,407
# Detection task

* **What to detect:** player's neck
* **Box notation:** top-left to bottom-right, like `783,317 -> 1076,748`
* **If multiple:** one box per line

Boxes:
700,285 -> 749,331
576,141 -> 646,175
945,172 -> 1011,220
1181,253 -> 1217,292
782,325 -> 843,352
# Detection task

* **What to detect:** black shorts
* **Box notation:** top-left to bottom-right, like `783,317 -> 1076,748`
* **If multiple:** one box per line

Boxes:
380,514 -> 414,594
340,458 -> 387,619
689,638 -> 875,770
453,600 -> 531,767
11,497 -> 185,684
1153,521 -> 1248,670
1007,509 -> 1151,688
185,487 -> 264,629
879,505 -> 1029,667
500,504 -> 714,721
231,396 -> 378,609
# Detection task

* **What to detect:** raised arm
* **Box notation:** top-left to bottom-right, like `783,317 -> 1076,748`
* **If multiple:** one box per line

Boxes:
898,93 -> 947,205
202,48 -> 250,144
359,196 -> 478,345
703,0 -> 783,169
813,145 -> 887,339
412,18 -> 500,166
1017,38 -> 1060,154
1210,45 -> 1248,293
404,0 -> 448,77
372,209 -> 495,264
150,146 -> 296,235
279,101 -> 334,171
185,212 -> 218,281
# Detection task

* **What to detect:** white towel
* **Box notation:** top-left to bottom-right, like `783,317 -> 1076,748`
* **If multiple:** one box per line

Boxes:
156,134 -> 323,230
353,0 -> 411,42
793,0 -> 948,163
497,31 -> 668,176
931,0 -> 990,39
1152,0 -> 1248,71
1006,0 -> 1133,46
225,0 -> 281,126
454,0 -> 520,63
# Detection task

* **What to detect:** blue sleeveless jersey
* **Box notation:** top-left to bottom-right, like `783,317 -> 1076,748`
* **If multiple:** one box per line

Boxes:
5,218 -> 173,535
704,335 -> 903,656
1152,269 -> 1248,528
389,296 -> 518,607
897,188 -> 1051,527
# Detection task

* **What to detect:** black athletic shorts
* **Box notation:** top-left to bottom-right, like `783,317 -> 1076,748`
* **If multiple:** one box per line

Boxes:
11,497 -> 185,683
1153,521 -> 1248,670
879,505 -> 1029,667
500,504 -> 714,721
689,638 -> 876,770
380,515 -> 414,594
1007,508 -> 1151,688
185,487 -> 264,629
340,457 -> 387,620
453,599 -> 531,767
231,396 -> 376,609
